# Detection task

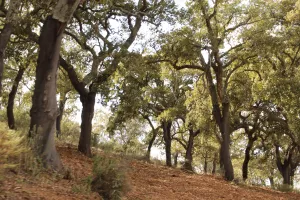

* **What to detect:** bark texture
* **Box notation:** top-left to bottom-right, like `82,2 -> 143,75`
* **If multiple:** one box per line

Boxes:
162,120 -> 172,167
29,16 -> 64,170
0,23 -> 12,97
7,66 -> 25,129
56,92 -> 68,137
182,128 -> 200,171
78,91 -> 96,157
29,0 -> 81,170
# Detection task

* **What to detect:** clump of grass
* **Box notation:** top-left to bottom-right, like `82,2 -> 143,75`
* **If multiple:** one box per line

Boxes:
91,155 -> 130,200
0,122 -> 28,180
71,176 -> 92,194
277,184 -> 293,192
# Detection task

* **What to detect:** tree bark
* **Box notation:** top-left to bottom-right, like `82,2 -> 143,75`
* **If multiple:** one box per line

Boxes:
204,151 -> 208,174
0,23 -> 12,97
182,129 -> 195,171
269,176 -> 274,188
162,120 -> 172,167
275,145 -> 293,185
143,115 -> 158,161
220,102 -> 234,181
242,138 -> 255,181
29,0 -> 81,170
7,66 -> 25,129
29,16 -> 64,170
56,92 -> 68,137
0,0 -> 21,97
78,91 -> 96,157
146,128 -> 158,161
212,152 -> 217,174
206,68 -> 234,181
174,152 -> 179,167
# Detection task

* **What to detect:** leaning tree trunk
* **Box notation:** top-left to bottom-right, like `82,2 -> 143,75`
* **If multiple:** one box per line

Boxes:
7,66 -> 25,129
78,91 -> 96,157
144,116 -> 158,161
56,92 -> 68,137
0,0 -> 21,98
146,128 -> 158,161
183,130 -> 195,171
162,120 -> 172,167
0,23 -> 12,98
29,0 -> 81,170
242,138 -> 255,181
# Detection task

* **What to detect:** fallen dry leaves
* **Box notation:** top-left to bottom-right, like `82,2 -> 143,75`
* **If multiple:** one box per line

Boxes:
1,146 -> 300,200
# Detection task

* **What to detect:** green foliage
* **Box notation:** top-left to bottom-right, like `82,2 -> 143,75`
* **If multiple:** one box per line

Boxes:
91,155 -> 129,200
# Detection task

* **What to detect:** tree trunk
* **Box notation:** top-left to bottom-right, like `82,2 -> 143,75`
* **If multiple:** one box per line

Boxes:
29,0 -> 81,170
206,68 -> 234,181
212,152 -> 217,174
281,166 -> 291,185
56,92 -> 68,137
78,92 -> 96,157
7,66 -> 25,129
174,152 -> 179,167
220,102 -> 234,181
145,128 -> 158,161
269,176 -> 274,188
204,152 -> 208,174
29,16 -> 64,170
242,139 -> 254,181
0,0 -> 21,98
162,120 -> 172,167
182,129 -> 195,171
0,23 -> 12,98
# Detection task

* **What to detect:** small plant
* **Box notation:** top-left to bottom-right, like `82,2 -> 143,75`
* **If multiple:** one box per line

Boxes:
91,155 -> 129,200
71,176 -> 92,194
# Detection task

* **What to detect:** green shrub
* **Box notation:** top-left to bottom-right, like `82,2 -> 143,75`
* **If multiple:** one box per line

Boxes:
91,155 -> 129,200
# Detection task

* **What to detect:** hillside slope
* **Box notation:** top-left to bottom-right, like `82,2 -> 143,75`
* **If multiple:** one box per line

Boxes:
1,146 -> 299,200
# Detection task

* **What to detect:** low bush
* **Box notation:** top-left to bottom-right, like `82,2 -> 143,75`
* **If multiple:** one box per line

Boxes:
91,154 -> 129,200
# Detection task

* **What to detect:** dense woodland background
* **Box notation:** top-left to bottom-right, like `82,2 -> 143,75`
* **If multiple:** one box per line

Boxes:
1,0 -> 300,196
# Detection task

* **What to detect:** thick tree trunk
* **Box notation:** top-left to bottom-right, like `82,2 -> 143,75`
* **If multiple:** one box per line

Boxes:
280,166 -> 291,185
206,68 -> 234,181
56,92 -> 67,137
29,16 -> 64,170
162,120 -> 172,167
221,102 -> 234,181
0,23 -> 12,97
183,129 -> 195,171
242,139 -> 254,181
78,92 -> 96,157
7,66 -> 25,129
29,0 -> 81,170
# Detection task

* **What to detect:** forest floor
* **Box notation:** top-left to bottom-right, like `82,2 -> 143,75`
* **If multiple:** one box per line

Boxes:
1,145 -> 300,200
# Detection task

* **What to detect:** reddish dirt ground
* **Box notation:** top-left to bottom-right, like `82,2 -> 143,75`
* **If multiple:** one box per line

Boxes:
1,146 -> 300,200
